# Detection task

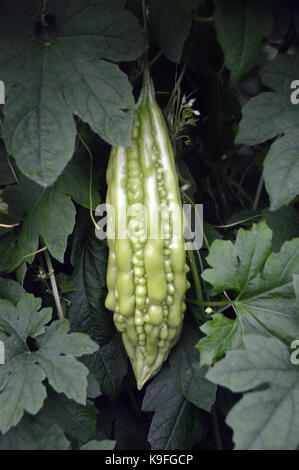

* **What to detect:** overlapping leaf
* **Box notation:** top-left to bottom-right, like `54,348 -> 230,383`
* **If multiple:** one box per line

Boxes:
236,54 -> 299,209
197,222 -> 299,365
207,335 -> 299,450
214,0 -> 273,81
149,0 -> 199,63
142,367 -> 207,450
0,291 -> 98,433
1,148 -> 100,272
68,231 -> 127,398
0,0 -> 147,186
35,389 -> 99,444
169,321 -> 217,411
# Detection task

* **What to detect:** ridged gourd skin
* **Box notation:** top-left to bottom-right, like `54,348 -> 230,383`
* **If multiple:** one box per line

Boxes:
105,78 -> 190,389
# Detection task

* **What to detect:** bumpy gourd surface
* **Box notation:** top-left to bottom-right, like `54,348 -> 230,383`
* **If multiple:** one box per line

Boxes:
105,80 -> 189,388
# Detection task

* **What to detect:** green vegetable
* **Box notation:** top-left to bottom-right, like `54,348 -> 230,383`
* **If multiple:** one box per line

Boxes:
105,76 -> 189,388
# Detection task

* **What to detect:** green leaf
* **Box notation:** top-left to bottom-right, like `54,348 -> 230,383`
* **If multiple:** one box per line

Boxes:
169,321 -> 217,410
35,389 -> 99,444
0,142 -> 17,186
0,278 -> 24,305
263,206 -> 299,252
198,222 -> 299,364
2,149 -> 100,271
56,273 -> 76,295
214,0 -> 273,81
0,0 -> 147,186
142,367 -> 207,450
0,415 -> 70,450
69,232 -> 127,398
80,439 -> 116,450
263,134 -> 299,210
0,292 -> 98,433
206,335 -> 299,450
17,420 -> 70,450
149,0 -> 199,63
197,314 -> 242,367
69,232 -> 114,344
0,353 -> 47,434
236,54 -> 299,210
35,319 -> 99,404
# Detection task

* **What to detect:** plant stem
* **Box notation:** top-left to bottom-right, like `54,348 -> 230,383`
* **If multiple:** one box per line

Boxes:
187,251 -> 206,322
187,298 -> 233,307
211,406 -> 223,450
227,178 -> 253,205
252,171 -> 264,210
142,0 -> 148,38
43,249 -> 64,320
131,51 -> 163,83
214,214 -> 262,229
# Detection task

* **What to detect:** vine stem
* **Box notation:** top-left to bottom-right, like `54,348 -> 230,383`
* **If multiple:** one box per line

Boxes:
142,0 -> 148,38
252,171 -> 264,210
43,248 -> 64,320
187,298 -> 232,307
77,132 -> 100,231
187,250 -> 206,322
211,406 -> 223,450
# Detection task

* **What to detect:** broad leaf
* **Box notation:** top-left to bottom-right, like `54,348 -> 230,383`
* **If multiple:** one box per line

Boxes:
197,222 -> 299,365
206,335 -> 299,450
0,0 -> 147,186
2,148 -> 100,271
214,0 -> 273,81
263,206 -> 299,252
149,0 -> 199,63
0,278 -> 24,305
236,54 -> 299,209
17,420 -> 70,450
35,320 -> 99,404
0,415 -> 70,450
0,292 -> 98,433
169,320 -> 217,410
68,231 -> 127,398
35,389 -> 99,444
142,367 -> 207,450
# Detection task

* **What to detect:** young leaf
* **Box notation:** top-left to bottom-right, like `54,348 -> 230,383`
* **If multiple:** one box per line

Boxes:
214,0 -> 273,81
0,292 -> 98,433
206,335 -> 299,450
197,314 -> 242,367
236,54 -> 299,209
197,222 -> 299,365
0,0 -> 147,186
142,366 -> 207,450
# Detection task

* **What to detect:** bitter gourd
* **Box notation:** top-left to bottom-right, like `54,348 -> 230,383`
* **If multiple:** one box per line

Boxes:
105,76 -> 189,388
